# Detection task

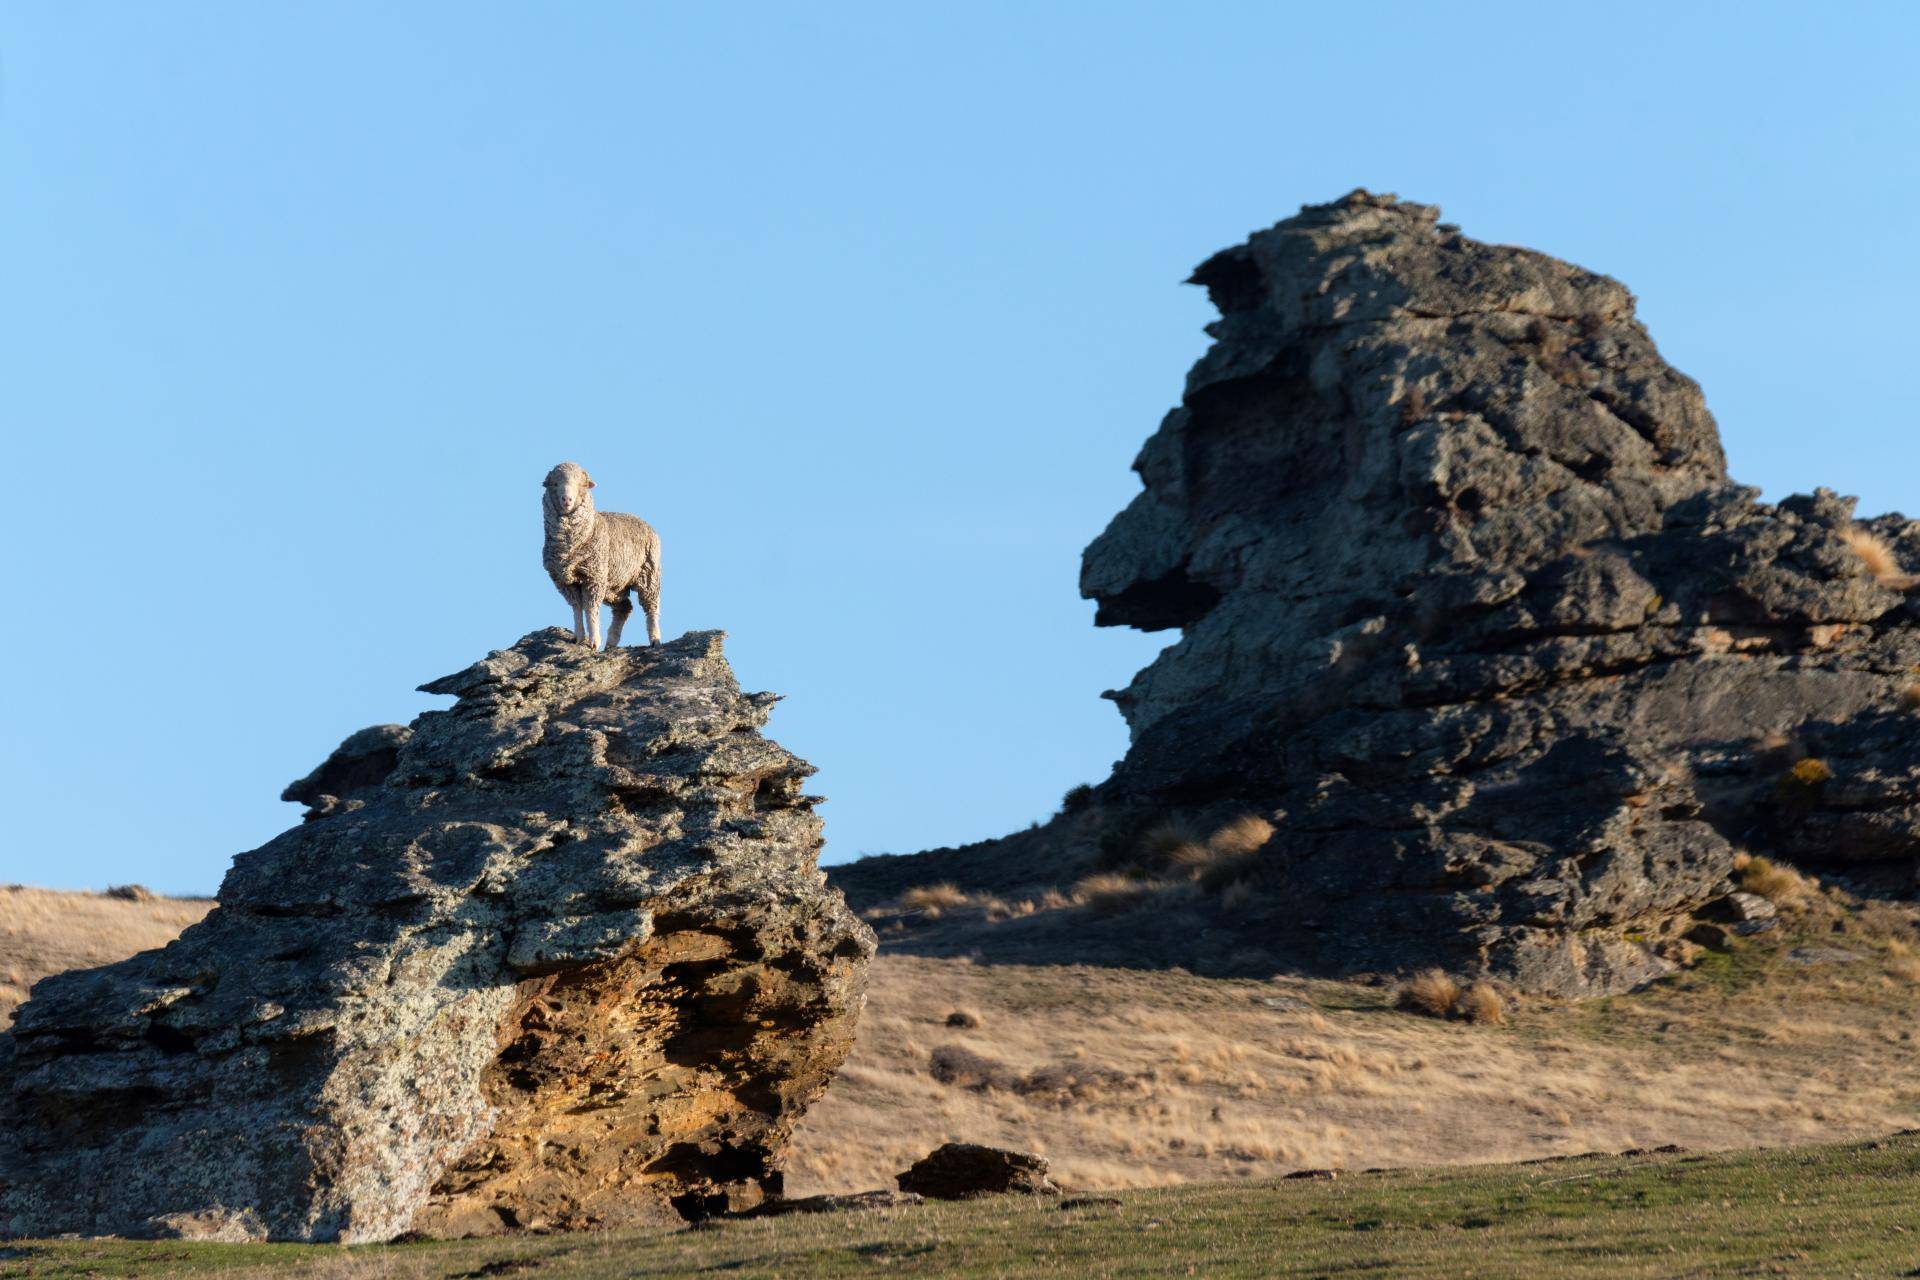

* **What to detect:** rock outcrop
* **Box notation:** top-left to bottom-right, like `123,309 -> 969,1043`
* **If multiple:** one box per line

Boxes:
895,1143 -> 1058,1199
1075,190 -> 1920,992
0,630 -> 873,1242
836,189 -> 1920,995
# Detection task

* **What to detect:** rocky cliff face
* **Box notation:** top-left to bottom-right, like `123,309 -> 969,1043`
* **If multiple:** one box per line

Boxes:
0,630 -> 873,1242
834,189 -> 1920,995
1074,190 -> 1920,992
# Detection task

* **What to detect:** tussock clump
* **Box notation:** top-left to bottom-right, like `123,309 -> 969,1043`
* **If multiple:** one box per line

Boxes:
1137,822 -> 1206,871
896,883 -> 970,918
1839,527 -> 1914,589
945,1008 -> 982,1029
928,1044 -> 1015,1090
1397,970 -> 1506,1024
927,1045 -> 1135,1104
1160,814 -> 1276,890
1395,969 -> 1461,1019
1454,982 -> 1505,1025
1072,872 -> 1156,916
103,885 -> 154,902
1738,856 -> 1814,908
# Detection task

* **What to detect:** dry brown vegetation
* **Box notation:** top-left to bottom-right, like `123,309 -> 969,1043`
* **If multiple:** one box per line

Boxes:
895,882 -> 970,917
1394,968 -> 1460,1018
1840,526 -> 1916,589
1,887 -> 212,1023
10,886 -> 1920,1201
1738,855 -> 1815,907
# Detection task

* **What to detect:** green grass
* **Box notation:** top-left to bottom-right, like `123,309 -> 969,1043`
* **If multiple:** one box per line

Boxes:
11,1135 -> 1920,1279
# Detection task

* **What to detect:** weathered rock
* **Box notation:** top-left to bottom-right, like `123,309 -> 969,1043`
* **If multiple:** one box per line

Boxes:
895,1143 -> 1058,1199
280,723 -> 411,821
0,629 -> 873,1242
836,188 -> 1920,995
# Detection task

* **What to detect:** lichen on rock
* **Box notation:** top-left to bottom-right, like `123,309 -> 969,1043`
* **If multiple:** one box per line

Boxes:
0,629 -> 873,1242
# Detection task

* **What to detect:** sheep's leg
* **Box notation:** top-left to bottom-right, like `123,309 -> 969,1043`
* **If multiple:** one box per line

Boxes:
585,585 -> 605,650
642,591 -> 661,646
606,594 -> 632,649
570,591 -> 586,643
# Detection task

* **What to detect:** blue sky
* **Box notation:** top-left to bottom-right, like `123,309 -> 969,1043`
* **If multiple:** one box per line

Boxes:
3,4 -> 1916,894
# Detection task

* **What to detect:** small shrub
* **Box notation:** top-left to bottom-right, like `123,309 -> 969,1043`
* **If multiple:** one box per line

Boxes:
928,1044 -> 1013,1090
1395,969 -> 1460,1019
104,884 -> 154,902
897,883 -> 970,918
944,1008 -> 981,1029
1777,758 -> 1833,797
1454,982 -> 1505,1025
1739,855 -> 1813,907
1060,783 -> 1097,814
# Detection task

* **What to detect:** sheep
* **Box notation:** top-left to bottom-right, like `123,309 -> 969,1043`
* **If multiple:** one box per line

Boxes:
540,461 -> 662,650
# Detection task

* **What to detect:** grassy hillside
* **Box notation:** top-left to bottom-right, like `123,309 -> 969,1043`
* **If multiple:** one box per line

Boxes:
9,886 -> 1920,1197
9,1135 -> 1920,1278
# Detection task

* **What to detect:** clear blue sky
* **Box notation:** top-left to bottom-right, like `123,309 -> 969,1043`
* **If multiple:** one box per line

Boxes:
3,4 -> 1916,894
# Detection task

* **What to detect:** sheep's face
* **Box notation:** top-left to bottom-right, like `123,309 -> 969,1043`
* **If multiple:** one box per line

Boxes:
543,462 -> 596,517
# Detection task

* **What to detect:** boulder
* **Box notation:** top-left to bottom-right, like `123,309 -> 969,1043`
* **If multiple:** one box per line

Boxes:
895,1143 -> 1058,1199
0,629 -> 874,1242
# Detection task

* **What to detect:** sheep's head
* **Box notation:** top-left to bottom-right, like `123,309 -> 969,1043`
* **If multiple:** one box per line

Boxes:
543,462 -> 596,517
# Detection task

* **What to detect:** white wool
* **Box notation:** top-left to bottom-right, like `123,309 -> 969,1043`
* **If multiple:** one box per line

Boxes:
541,461 -> 662,649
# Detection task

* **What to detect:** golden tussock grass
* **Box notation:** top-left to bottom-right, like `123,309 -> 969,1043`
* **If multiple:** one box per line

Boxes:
1454,981 -> 1505,1025
1840,527 -> 1916,589
1738,856 -> 1815,908
1071,871 -> 1156,916
895,882 -> 971,917
1,887 -> 212,1024
1153,813 -> 1275,891
1394,969 -> 1460,1019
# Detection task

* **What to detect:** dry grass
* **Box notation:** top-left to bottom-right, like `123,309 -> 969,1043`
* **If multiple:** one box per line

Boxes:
895,882 -> 971,918
0,887 -> 211,1024
1394,969 -> 1460,1019
1454,981 -> 1505,1025
1147,814 -> 1275,892
1738,855 -> 1815,908
1839,526 -> 1915,589
1070,871 -> 1156,916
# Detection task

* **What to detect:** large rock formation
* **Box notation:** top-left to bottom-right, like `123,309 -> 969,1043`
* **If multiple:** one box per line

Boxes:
839,189 -> 1920,995
0,630 -> 873,1242
1079,190 -> 1920,991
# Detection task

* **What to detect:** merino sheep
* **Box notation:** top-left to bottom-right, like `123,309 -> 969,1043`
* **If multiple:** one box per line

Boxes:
540,461 -> 662,649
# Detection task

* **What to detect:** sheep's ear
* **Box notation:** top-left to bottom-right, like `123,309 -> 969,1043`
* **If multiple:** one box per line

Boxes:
587,479 -> 596,488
